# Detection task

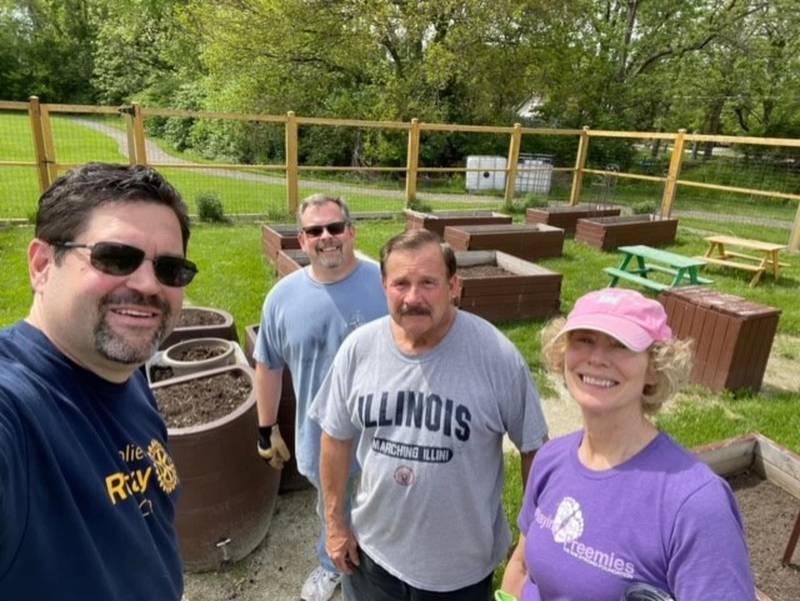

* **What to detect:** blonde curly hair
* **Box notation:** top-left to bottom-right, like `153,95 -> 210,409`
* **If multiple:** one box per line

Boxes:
541,317 -> 693,415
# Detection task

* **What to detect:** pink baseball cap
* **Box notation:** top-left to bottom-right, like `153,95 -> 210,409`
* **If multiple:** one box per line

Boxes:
558,288 -> 673,352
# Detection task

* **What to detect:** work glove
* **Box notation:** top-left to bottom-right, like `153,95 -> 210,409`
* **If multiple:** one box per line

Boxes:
257,424 -> 291,470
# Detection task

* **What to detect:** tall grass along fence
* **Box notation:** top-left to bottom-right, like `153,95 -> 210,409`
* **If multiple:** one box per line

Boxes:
1,97 -> 799,250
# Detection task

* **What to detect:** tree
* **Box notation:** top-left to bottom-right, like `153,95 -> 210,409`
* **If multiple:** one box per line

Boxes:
92,0 -> 197,105
0,0 -> 104,102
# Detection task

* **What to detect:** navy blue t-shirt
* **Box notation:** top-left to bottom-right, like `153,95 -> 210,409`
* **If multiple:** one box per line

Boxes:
0,321 -> 183,600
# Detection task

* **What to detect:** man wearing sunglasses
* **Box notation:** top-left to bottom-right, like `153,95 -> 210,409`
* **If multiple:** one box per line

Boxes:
253,194 -> 387,601
0,163 -> 193,600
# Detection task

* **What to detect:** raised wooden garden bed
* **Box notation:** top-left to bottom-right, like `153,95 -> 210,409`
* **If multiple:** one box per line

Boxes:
152,364 -> 280,572
575,214 -> 678,250
243,324 -> 312,494
455,250 -> 561,323
693,433 -> 800,601
444,223 -> 565,262
660,287 -> 781,393
160,306 -> 238,350
275,249 -> 377,279
275,249 -> 310,278
261,224 -> 300,263
526,203 -> 621,236
404,209 -> 511,238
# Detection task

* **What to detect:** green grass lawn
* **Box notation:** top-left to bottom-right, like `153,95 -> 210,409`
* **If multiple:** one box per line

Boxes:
3,217 -> 797,447
3,216 -> 799,590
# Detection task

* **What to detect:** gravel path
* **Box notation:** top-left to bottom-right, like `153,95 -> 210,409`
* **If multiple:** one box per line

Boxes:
72,118 -> 495,205
672,210 -> 793,230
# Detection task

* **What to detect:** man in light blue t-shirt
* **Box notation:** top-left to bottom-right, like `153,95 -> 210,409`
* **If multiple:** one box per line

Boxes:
253,194 -> 387,601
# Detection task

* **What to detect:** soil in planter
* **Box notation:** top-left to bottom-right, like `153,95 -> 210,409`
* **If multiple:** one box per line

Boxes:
728,471 -> 800,601
154,371 -> 251,428
169,344 -> 227,362
457,265 -> 515,278
178,308 -> 226,327
149,365 -> 175,383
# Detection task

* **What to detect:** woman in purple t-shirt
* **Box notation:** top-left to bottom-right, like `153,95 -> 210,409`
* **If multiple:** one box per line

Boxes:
500,288 -> 755,601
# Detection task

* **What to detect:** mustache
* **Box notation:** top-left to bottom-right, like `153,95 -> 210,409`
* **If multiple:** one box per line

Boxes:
399,304 -> 431,316
99,290 -> 171,315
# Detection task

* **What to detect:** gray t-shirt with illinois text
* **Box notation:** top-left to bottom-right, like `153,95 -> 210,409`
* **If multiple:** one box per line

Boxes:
309,311 -> 548,592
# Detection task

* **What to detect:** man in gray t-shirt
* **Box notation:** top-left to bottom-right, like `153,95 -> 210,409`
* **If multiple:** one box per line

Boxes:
309,229 -> 548,600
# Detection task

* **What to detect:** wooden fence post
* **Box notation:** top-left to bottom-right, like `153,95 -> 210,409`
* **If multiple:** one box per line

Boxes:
285,111 -> 299,215
569,126 -> 590,206
121,106 -> 137,164
789,204 -> 800,252
405,118 -> 421,207
504,123 -> 522,207
40,105 -> 58,185
132,103 -> 148,164
661,129 -> 686,218
28,96 -> 51,193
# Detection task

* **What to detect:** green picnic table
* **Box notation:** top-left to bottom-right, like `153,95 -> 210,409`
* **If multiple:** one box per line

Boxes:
604,245 -> 712,292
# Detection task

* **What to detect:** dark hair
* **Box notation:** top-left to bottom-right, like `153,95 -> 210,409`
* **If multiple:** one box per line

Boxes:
35,163 -> 191,257
380,228 -> 456,278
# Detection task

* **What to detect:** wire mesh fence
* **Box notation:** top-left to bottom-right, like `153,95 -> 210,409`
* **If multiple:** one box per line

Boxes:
0,108 -> 41,219
2,100 -> 799,248
675,141 -> 800,225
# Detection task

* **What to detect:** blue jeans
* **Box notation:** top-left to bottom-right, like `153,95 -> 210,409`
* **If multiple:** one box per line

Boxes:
313,475 -> 357,574
343,550 -> 493,601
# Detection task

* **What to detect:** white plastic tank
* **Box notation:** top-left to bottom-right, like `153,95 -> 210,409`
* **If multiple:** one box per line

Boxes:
465,155 -> 507,192
515,155 -> 553,194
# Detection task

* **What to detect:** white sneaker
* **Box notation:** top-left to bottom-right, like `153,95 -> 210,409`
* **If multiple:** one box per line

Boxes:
300,566 -> 341,601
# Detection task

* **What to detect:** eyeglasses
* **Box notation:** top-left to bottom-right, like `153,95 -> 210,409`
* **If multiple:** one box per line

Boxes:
301,221 -> 349,238
54,241 -> 198,287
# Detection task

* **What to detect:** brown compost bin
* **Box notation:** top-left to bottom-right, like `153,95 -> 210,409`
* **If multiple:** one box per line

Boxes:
660,287 -> 780,393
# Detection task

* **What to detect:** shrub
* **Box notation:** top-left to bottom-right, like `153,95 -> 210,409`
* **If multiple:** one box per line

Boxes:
631,200 -> 658,215
196,193 -> 227,223
266,207 -> 293,222
408,199 -> 433,213
506,194 -> 548,214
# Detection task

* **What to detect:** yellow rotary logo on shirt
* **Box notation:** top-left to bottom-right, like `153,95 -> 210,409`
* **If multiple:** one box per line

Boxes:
105,440 -> 179,505
148,439 -> 179,494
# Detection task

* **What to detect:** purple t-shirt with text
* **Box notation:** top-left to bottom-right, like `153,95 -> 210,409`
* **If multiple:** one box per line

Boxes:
519,431 -> 755,601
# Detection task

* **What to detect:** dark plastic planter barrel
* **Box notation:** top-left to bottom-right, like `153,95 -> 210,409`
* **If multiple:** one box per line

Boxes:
153,364 -> 280,572
161,306 -> 238,350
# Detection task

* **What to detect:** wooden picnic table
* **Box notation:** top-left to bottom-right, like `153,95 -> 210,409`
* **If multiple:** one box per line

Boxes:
700,235 -> 789,287
604,245 -> 711,292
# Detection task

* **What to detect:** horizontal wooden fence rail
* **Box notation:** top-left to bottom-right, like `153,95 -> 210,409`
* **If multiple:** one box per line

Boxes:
684,133 -> 800,148
583,168 -> 666,184
0,100 -> 31,110
2,96 -> 799,250
142,108 -> 287,123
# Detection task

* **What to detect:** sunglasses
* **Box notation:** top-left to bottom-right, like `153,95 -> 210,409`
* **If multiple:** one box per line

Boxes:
54,241 -> 198,287
301,221 -> 349,238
